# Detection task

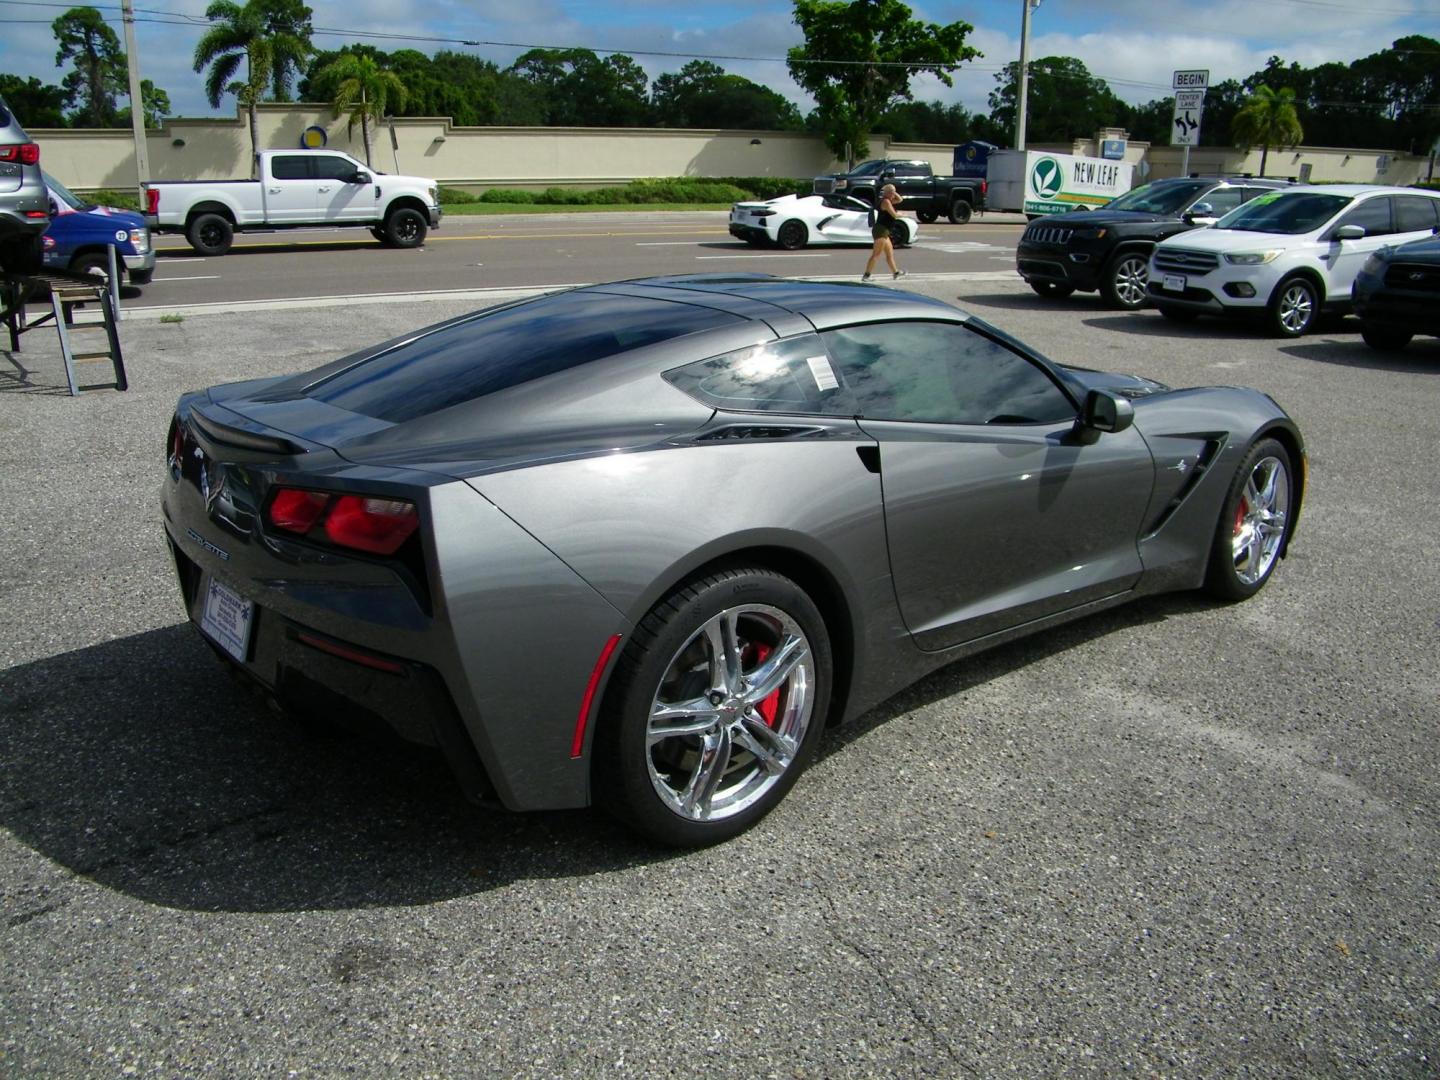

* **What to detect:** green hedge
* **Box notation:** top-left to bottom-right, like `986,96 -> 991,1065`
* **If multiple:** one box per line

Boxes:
444,176 -> 811,206
89,188 -> 141,211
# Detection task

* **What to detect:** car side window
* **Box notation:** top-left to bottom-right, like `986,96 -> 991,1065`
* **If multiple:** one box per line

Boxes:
820,321 -> 1075,425
270,156 -> 310,181
664,335 -> 849,415
313,157 -> 356,180
1197,187 -> 1243,215
1334,197 -> 1393,237
1394,195 -> 1440,233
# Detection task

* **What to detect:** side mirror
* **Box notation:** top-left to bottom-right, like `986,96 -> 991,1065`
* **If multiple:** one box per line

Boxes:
1189,202 -> 1214,217
1334,224 -> 1365,240
349,170 -> 371,184
1074,389 -> 1135,445
48,199 -> 59,217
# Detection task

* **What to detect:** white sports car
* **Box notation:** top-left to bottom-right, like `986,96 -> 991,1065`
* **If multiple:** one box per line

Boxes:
728,193 -> 919,250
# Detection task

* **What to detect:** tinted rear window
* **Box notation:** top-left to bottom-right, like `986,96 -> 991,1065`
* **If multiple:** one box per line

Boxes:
307,291 -> 743,423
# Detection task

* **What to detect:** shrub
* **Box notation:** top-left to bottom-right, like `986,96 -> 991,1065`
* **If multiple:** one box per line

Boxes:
89,188 -> 141,211
478,188 -> 536,203
438,186 -> 479,204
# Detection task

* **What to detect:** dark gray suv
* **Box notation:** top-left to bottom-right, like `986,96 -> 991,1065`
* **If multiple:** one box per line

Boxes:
0,94 -> 48,273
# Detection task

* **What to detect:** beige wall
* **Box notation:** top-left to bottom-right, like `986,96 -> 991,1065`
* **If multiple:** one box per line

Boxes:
34,103 -> 854,193
1144,145 -> 1430,186
32,104 -> 1436,194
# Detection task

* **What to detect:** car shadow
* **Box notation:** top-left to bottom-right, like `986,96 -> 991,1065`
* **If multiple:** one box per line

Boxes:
1279,338 -> 1439,371
820,590 -> 1213,760
0,623 -> 671,913
5,592 -> 1216,914
155,240 -> 397,259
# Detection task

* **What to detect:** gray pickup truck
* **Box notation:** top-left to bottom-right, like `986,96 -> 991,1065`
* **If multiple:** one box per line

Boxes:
812,159 -> 986,224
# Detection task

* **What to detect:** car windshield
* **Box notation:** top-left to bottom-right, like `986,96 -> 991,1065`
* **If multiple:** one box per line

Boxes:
848,161 -> 886,176
1103,181 -> 1210,215
43,171 -> 90,211
1213,191 -> 1353,234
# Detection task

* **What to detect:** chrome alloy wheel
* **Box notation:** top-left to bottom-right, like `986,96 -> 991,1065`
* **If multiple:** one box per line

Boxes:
1232,454 -> 1290,585
1112,254 -> 1149,308
646,604 -> 815,822
1275,281 -> 1315,335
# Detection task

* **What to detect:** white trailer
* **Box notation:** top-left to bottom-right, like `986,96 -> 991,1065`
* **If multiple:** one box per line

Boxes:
986,150 -> 1134,218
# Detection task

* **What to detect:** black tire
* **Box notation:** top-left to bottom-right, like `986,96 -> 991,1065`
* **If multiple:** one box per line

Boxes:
775,220 -> 808,250
1028,280 -> 1074,300
916,210 -> 939,225
1360,323 -> 1412,352
1203,438 -> 1295,602
128,268 -> 152,286
384,207 -> 428,248
0,234 -> 43,273
1266,275 -> 1319,338
1158,303 -> 1200,323
186,212 -> 233,256
947,199 -> 973,225
1101,250 -> 1151,310
889,222 -> 910,248
69,251 -> 114,285
594,566 -> 833,847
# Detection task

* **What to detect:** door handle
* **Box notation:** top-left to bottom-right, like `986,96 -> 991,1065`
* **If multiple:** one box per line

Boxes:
318,186 -> 332,193
267,187 -> 281,194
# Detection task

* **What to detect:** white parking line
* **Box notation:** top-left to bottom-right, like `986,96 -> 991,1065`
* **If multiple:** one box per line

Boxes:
635,241 -> 707,246
155,275 -> 222,281
696,253 -> 832,259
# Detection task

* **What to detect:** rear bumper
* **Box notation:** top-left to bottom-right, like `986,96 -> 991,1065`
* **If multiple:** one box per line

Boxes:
729,222 -> 772,243
164,523 -> 498,804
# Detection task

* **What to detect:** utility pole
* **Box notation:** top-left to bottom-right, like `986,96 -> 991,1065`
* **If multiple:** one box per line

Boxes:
120,0 -> 150,207
1015,0 -> 1041,152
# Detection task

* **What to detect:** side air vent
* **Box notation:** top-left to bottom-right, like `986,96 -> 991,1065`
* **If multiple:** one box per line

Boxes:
190,410 -> 306,457
697,425 -> 824,441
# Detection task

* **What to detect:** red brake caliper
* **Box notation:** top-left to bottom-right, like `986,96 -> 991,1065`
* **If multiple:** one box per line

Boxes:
745,642 -> 783,728
1234,498 -> 1248,537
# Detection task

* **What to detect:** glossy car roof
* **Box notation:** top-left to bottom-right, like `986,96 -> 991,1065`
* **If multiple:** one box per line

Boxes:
608,274 -> 965,331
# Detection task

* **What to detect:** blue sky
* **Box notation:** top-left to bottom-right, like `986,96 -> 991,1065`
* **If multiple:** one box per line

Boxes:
2,0 -> 1436,121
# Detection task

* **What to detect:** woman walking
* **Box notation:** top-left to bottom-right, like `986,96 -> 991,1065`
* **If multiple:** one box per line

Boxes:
862,183 -> 906,282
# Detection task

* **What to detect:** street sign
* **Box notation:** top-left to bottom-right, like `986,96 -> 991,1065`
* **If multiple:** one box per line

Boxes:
1172,90 -> 1205,148
1173,69 -> 1210,91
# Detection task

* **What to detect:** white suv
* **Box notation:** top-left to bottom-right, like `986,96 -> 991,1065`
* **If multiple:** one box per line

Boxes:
1147,185 -> 1440,337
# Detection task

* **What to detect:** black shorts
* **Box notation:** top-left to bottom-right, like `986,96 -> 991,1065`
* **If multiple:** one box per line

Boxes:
871,222 -> 891,240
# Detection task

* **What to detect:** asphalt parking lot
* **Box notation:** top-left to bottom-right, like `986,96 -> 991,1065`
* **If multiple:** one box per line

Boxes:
2,270 -> 1438,1077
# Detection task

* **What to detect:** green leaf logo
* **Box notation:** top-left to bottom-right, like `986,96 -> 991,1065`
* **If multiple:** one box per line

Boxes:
1031,157 -> 1063,199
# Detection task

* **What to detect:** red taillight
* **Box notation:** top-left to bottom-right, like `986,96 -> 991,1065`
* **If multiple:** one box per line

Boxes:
0,143 -> 39,165
266,487 -> 418,555
145,187 -> 159,215
981,179 -> 988,196
268,488 -> 331,533
168,419 -> 184,465
323,495 -> 418,555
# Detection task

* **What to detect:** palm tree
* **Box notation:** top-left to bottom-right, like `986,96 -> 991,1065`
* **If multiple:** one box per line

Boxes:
319,53 -> 407,167
193,0 -> 310,159
1232,85 -> 1304,178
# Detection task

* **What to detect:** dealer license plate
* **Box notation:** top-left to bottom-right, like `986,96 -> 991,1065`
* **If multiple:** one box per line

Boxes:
200,576 -> 254,663
1162,273 -> 1186,293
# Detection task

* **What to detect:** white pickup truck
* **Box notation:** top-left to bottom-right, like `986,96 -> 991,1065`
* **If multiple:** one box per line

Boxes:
143,149 -> 442,255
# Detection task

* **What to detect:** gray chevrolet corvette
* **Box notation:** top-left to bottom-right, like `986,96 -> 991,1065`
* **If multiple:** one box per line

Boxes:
162,275 -> 1305,845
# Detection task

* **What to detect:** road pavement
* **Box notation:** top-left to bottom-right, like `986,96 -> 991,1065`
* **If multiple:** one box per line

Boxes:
2,251 -> 1438,1078
134,210 -> 1030,309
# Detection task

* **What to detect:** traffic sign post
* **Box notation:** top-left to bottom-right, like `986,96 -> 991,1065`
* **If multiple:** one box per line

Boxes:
1172,73 -> 1208,175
